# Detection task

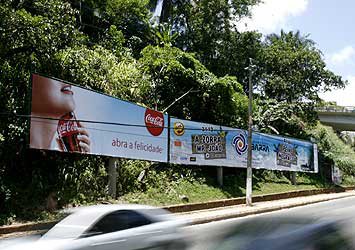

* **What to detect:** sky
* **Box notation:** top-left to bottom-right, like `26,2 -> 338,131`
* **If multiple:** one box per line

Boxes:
236,0 -> 355,106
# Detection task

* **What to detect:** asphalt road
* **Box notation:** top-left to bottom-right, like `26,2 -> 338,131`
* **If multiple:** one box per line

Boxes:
2,196 -> 355,250
185,196 -> 355,250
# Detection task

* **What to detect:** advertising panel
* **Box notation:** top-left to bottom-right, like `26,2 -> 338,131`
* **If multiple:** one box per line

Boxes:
170,118 -> 318,172
331,165 -> 342,185
29,74 -> 168,162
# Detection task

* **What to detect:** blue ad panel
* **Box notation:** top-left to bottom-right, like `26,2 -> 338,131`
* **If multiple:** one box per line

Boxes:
170,118 -> 318,173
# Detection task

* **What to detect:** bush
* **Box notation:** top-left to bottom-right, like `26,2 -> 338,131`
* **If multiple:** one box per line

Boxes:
308,123 -> 355,177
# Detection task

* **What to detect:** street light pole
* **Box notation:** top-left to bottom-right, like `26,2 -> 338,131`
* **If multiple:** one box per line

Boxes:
246,58 -> 255,206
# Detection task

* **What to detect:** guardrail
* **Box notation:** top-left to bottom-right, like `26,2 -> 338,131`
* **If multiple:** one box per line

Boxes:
316,106 -> 355,113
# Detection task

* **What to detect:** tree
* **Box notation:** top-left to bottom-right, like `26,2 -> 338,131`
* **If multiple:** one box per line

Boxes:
0,0 -> 85,222
52,45 -> 149,103
204,75 -> 249,128
148,23 -> 179,47
205,30 -> 264,93
139,45 -> 214,118
139,45 -> 248,127
254,99 -> 317,138
252,31 -> 347,137
309,123 -> 355,177
260,30 -> 346,103
0,0 -> 81,168
146,0 -> 264,94
69,0 -> 152,56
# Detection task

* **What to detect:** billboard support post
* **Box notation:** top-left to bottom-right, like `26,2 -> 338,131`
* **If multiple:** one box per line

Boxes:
108,157 -> 118,198
291,172 -> 297,185
246,58 -> 255,207
217,166 -> 223,186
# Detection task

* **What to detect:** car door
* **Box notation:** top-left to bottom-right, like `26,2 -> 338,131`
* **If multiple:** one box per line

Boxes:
77,210 -> 154,250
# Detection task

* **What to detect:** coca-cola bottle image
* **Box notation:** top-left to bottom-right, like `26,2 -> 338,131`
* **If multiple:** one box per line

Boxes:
57,112 -> 81,152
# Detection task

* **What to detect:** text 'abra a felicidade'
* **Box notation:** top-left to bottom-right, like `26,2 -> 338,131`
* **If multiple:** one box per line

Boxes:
112,138 -> 163,154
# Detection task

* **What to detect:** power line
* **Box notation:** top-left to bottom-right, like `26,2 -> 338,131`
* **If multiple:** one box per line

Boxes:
0,112 -> 241,132
30,118 -> 168,140
0,112 -> 315,144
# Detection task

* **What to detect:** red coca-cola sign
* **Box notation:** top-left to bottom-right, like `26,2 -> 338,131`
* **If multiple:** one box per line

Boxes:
145,108 -> 164,136
57,112 -> 81,152
58,119 -> 78,136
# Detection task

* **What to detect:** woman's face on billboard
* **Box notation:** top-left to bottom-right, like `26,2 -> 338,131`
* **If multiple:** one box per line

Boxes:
31,75 -> 75,117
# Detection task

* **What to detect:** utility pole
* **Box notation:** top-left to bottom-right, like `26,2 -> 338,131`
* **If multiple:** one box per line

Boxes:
246,58 -> 256,206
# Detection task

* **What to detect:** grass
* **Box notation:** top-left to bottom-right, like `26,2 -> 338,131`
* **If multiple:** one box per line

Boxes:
342,175 -> 355,186
116,179 -> 229,206
116,170 -> 340,206
3,168 -> 354,226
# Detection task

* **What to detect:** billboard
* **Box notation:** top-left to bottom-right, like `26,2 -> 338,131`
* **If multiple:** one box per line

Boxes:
29,74 -> 168,162
170,118 -> 318,172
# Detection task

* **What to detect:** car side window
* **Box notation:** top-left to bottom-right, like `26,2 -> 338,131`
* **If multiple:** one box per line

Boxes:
83,210 -> 152,237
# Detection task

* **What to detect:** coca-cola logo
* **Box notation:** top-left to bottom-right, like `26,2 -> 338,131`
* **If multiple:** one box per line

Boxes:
58,119 -> 78,136
145,109 -> 164,136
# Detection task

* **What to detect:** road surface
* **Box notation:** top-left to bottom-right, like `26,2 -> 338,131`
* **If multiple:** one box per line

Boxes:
2,196 -> 355,249
185,195 -> 355,249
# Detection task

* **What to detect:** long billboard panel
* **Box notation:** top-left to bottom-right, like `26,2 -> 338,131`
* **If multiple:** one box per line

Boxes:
30,74 -> 168,162
170,118 -> 318,172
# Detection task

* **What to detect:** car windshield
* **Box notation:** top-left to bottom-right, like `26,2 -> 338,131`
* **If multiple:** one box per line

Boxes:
41,224 -> 88,240
41,209 -> 104,240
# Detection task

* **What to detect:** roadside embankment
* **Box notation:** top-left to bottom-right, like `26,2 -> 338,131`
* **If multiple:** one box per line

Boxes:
1,186 -> 354,238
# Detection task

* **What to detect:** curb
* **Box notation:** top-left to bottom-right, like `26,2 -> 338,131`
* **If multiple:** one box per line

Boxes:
187,192 -> 355,225
163,186 -> 355,213
1,186 -> 354,236
0,222 -> 56,236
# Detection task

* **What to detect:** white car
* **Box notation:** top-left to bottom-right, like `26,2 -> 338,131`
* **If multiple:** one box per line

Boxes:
4,204 -> 189,250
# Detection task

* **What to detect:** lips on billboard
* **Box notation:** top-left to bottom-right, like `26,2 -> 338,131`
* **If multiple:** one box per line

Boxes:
145,108 -> 164,136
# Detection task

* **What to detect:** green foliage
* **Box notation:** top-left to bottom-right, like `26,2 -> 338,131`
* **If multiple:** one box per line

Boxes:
308,123 -> 355,176
173,0 -> 261,77
116,160 -> 151,195
254,99 -> 317,138
139,45 -> 213,116
148,23 -> 179,47
56,157 -> 108,206
118,165 -> 222,206
0,150 -> 108,224
104,0 -> 151,54
251,31 -> 344,137
204,76 -> 249,128
210,31 -> 263,89
99,25 -> 127,57
0,0 -> 81,61
260,31 -> 346,102
0,0 -> 352,225
0,0 -> 84,223
118,168 -> 333,206
69,0 -> 151,51
139,45 -> 248,127
52,45 -> 149,102
105,0 -> 150,26
342,175 -> 355,186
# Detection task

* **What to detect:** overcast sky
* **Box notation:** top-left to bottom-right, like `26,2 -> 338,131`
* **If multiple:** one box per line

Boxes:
237,0 -> 355,106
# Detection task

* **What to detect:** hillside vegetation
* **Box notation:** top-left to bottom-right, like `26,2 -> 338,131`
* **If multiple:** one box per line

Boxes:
0,0 -> 352,224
